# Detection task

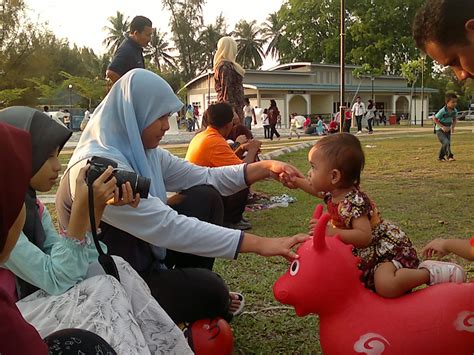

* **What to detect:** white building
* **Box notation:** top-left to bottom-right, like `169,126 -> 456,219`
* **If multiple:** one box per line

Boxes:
183,62 -> 436,127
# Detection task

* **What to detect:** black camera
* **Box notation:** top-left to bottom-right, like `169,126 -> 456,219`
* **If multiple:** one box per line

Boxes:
86,156 -> 151,198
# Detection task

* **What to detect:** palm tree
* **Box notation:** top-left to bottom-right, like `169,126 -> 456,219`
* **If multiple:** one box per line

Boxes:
261,12 -> 283,59
102,11 -> 129,54
145,29 -> 175,72
198,14 -> 227,70
233,20 -> 265,69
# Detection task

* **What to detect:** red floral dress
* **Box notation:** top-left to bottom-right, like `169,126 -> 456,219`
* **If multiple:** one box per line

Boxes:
325,189 -> 419,291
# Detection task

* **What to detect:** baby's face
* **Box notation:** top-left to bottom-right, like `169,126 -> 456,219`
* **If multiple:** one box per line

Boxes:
308,147 -> 333,193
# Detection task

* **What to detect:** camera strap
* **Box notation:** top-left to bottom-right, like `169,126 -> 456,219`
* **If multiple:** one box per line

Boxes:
87,183 -> 120,281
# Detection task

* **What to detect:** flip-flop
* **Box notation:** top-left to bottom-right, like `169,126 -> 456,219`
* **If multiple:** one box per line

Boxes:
229,292 -> 245,316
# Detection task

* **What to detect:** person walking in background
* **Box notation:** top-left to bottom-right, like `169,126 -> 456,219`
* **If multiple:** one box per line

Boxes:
193,105 -> 200,130
106,16 -> 153,84
365,99 -> 376,134
243,98 -> 256,130
433,93 -> 458,162
288,113 -> 300,139
213,37 -> 246,123
261,108 -> 270,139
351,96 -> 366,134
186,104 -> 194,132
268,99 -> 281,140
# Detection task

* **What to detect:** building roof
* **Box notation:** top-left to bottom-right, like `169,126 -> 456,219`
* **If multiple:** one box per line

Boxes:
243,82 -> 437,94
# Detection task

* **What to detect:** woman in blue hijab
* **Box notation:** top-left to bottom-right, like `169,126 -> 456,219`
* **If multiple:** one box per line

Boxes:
57,69 -> 307,323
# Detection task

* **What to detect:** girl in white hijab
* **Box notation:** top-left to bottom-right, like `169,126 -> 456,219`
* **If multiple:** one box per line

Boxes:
213,36 -> 246,122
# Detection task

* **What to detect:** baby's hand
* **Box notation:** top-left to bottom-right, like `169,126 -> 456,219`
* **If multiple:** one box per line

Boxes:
308,218 -> 336,236
421,238 -> 449,259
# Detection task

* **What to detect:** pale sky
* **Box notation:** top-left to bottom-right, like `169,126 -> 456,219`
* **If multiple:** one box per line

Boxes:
25,0 -> 283,68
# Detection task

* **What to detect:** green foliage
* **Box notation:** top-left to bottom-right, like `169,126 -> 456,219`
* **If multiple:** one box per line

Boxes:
233,20 -> 265,69
197,14 -> 228,71
145,29 -> 175,72
277,0 -> 426,75
59,72 -> 106,108
102,11 -> 129,55
0,88 -> 27,107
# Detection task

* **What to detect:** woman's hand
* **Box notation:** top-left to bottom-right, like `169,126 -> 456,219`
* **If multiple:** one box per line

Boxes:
240,233 -> 310,260
268,161 -> 304,182
235,135 -> 248,144
108,182 -> 140,208
421,238 -> 449,258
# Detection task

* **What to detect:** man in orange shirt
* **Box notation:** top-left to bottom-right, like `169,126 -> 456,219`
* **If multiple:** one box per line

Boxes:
186,103 -> 261,230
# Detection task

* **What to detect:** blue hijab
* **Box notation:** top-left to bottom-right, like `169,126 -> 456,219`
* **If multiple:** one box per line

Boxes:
66,69 -> 183,202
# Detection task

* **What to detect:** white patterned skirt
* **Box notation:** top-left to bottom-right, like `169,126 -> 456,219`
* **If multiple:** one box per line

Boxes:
17,256 -> 193,354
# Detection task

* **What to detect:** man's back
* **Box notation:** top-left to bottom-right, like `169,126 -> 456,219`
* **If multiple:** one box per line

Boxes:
186,127 -> 242,168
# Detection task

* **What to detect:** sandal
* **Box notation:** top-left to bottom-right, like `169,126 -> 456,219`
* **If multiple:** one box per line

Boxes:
229,292 -> 245,316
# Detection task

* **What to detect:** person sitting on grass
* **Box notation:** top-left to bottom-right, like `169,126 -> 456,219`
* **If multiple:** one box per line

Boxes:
0,107 -> 191,354
57,69 -> 308,326
186,102 -> 261,231
287,133 -> 466,297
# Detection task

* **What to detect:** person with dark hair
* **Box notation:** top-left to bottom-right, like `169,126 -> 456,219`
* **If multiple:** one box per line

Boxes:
351,96 -> 365,134
268,99 -> 281,140
106,15 -> 153,84
0,122 -> 118,355
261,108 -> 270,138
288,133 -> 466,297
365,99 -> 376,134
433,93 -> 458,161
243,98 -> 256,130
413,0 -> 474,81
186,102 -> 261,230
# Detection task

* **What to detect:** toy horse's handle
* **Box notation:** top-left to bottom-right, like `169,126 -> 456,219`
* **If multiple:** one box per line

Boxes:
312,204 -> 324,220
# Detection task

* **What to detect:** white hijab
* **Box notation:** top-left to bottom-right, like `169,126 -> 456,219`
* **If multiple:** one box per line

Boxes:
213,36 -> 245,77
66,69 -> 183,202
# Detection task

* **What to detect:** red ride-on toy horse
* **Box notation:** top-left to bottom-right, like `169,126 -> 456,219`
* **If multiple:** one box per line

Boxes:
274,205 -> 474,355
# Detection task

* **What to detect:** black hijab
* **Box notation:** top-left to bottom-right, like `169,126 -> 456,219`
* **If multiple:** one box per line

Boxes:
0,107 -> 71,297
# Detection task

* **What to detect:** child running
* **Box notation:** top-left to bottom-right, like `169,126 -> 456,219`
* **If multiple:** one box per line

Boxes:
291,133 -> 466,297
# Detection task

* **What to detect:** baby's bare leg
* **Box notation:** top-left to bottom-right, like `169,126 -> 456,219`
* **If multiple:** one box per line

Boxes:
374,262 -> 429,298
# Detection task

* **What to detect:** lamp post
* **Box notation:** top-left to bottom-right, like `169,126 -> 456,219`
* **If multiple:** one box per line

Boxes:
339,0 -> 346,133
371,76 -> 375,101
421,53 -> 426,127
68,84 -> 73,108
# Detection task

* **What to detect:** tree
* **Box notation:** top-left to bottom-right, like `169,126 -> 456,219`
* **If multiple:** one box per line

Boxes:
233,20 -> 265,69
162,0 -> 205,80
103,11 -> 129,55
60,71 -> 106,108
276,0 -> 426,74
145,29 -> 175,72
0,88 -> 27,108
261,12 -> 284,59
198,14 -> 228,71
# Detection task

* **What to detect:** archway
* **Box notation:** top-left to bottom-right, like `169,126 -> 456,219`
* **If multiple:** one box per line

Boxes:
289,95 -> 308,116
395,96 -> 409,117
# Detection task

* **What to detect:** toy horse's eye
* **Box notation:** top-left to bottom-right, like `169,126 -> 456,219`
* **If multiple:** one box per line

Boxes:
290,260 -> 300,276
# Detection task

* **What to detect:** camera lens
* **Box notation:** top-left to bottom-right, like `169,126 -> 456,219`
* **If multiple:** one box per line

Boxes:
114,170 -> 150,198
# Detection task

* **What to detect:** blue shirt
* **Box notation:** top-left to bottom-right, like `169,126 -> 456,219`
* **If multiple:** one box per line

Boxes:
108,37 -> 145,76
434,106 -> 457,131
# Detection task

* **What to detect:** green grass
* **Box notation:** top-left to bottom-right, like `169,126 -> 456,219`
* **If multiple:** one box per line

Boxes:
212,131 -> 474,354
47,130 -> 474,354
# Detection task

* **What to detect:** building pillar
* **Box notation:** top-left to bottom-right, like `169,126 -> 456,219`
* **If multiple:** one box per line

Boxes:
305,94 -> 311,116
257,90 -> 261,109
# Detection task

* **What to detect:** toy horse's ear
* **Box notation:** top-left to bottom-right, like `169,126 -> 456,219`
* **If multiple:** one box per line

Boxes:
312,204 -> 324,219
313,213 -> 330,251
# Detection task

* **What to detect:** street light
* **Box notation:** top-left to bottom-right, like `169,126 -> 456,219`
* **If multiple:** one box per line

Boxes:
68,84 -> 73,109
421,53 -> 426,127
371,76 -> 375,101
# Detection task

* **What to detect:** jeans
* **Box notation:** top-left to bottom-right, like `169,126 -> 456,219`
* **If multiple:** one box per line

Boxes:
343,119 -> 351,133
368,118 -> 374,132
436,129 -> 453,160
270,123 -> 280,140
263,125 -> 271,138
244,116 -> 252,130
356,115 -> 363,132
